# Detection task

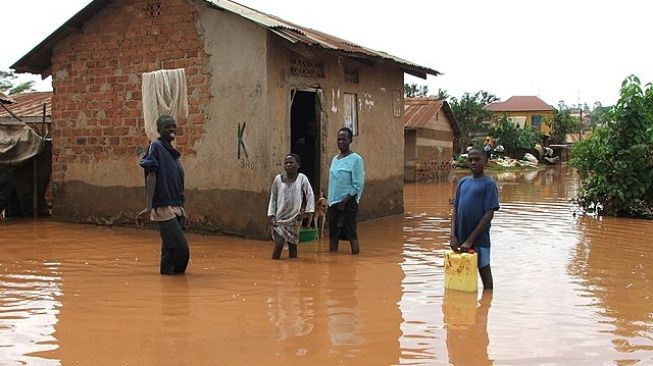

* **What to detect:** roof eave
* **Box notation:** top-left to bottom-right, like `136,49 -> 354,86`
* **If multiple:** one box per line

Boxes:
12,0 -> 440,79
266,30 -> 439,78
441,101 -> 461,135
11,0 -> 113,77
487,108 -> 554,112
403,69 -> 428,79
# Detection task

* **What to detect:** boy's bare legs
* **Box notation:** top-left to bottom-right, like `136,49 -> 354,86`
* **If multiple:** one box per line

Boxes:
479,265 -> 493,290
272,236 -> 285,259
288,243 -> 298,258
329,239 -> 339,252
349,239 -> 360,255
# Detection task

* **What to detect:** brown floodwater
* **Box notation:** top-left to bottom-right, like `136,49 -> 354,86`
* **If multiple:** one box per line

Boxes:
1,165 -> 652,365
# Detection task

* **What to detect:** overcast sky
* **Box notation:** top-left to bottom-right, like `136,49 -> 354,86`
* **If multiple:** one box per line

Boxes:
2,0 -> 651,106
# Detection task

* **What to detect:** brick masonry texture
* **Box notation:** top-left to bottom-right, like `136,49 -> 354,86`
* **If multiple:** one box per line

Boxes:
50,0 -> 210,183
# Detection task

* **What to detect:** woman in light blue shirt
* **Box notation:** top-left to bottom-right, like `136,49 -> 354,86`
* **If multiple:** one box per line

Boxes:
327,127 -> 365,254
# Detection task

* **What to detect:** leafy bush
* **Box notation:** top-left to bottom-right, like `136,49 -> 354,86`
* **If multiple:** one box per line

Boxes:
546,108 -> 580,144
490,117 -> 541,152
569,75 -> 653,218
449,91 -> 499,154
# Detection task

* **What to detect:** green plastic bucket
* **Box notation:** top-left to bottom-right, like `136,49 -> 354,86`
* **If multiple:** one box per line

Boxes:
299,227 -> 318,242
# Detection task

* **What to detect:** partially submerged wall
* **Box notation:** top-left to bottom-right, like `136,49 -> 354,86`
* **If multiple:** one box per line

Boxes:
189,4 -> 271,237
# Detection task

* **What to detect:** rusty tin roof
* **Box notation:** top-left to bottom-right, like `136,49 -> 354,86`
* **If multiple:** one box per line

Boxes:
0,91 -> 15,104
0,92 -> 52,119
12,0 -> 439,79
204,0 -> 438,78
403,97 -> 460,134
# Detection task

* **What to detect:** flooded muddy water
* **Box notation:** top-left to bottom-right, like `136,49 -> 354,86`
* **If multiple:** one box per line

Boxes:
1,166 -> 652,365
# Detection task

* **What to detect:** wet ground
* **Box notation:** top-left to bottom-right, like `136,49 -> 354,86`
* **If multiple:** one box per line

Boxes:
1,165 -> 652,365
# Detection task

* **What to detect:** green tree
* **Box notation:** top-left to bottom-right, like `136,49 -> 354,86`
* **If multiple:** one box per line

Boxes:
435,88 -> 450,100
404,83 -> 429,97
570,75 -> 653,218
590,101 -> 612,127
0,70 -> 35,95
491,117 -> 541,152
546,103 -> 580,144
449,91 -> 499,153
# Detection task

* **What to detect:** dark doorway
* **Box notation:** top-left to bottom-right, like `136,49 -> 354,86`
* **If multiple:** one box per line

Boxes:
290,90 -> 320,196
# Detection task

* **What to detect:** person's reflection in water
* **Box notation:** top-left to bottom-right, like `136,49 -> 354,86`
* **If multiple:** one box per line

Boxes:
143,275 -> 191,363
443,290 -> 493,366
326,256 -> 363,359
267,261 -> 314,345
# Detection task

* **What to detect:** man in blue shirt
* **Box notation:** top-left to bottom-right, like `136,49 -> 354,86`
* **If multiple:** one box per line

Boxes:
451,148 -> 500,290
136,115 -> 190,275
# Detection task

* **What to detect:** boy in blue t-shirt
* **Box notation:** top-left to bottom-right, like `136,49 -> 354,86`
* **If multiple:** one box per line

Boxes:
450,148 -> 500,290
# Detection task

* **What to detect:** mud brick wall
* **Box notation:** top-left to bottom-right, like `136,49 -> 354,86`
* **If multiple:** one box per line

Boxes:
49,0 -> 210,184
410,160 -> 452,182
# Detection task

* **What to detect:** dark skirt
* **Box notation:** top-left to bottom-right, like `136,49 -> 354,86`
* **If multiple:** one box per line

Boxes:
328,199 -> 359,241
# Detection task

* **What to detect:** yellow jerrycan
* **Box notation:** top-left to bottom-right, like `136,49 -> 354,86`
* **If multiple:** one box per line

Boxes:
444,250 -> 478,292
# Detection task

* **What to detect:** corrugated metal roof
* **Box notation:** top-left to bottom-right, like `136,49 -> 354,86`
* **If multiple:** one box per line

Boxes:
0,91 -> 15,104
0,92 -> 51,119
486,96 -> 554,112
403,97 -> 459,134
13,0 -> 439,79
404,98 -> 443,128
204,0 -> 439,77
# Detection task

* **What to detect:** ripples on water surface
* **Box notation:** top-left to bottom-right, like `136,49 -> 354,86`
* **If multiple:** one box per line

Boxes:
0,166 -> 651,365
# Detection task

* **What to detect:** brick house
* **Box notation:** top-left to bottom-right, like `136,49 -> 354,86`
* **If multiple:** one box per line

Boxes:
403,98 -> 459,182
12,0 -> 439,238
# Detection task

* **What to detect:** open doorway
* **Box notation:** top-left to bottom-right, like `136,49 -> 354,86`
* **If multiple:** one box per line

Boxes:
290,90 -> 321,196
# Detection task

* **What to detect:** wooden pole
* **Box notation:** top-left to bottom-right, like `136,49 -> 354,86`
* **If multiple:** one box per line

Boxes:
0,102 -> 22,122
31,103 -> 47,219
32,159 -> 38,219
41,103 -> 47,137
579,108 -> 583,141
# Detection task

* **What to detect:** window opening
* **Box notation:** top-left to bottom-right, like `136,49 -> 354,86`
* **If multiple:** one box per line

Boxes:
344,93 -> 359,135
344,68 -> 359,84
146,0 -> 161,18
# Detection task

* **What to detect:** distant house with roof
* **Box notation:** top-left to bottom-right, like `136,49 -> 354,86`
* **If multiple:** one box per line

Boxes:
403,98 -> 459,181
0,92 -> 52,134
486,96 -> 554,136
11,0 -> 439,238
0,92 -> 53,218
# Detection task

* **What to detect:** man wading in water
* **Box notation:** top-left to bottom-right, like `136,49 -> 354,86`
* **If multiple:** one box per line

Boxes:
136,115 -> 190,275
